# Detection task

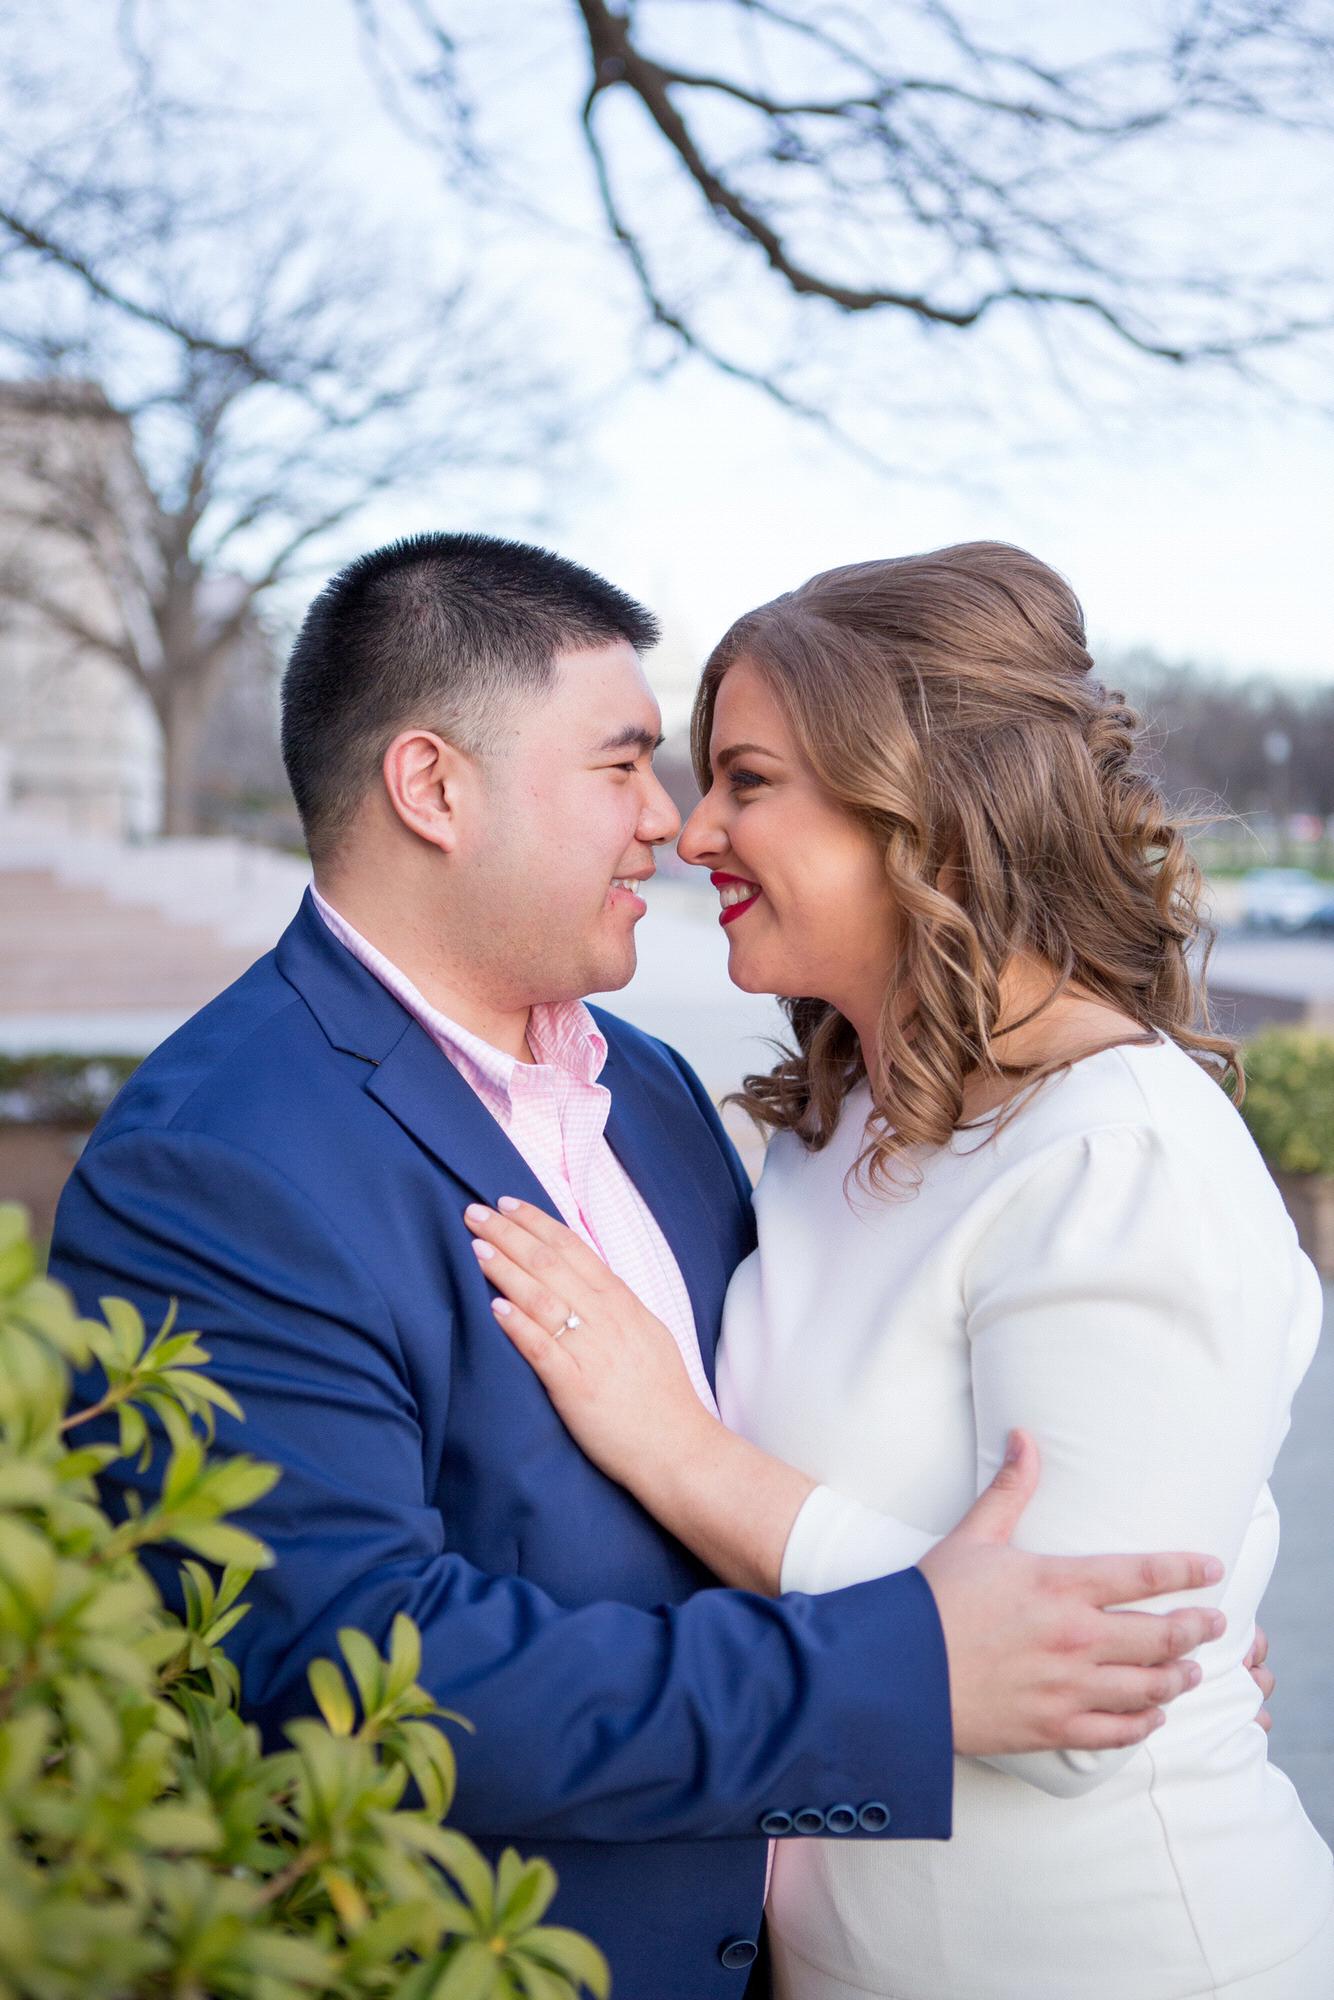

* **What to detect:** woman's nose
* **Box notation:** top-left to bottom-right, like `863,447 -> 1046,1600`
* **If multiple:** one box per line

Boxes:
678,791 -> 724,868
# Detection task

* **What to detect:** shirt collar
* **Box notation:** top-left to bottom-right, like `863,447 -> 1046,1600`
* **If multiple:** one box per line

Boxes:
311,888 -> 608,1104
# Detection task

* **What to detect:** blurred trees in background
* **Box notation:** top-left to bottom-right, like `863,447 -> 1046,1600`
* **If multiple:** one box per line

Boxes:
0,1 -> 1329,840
1117,651 -> 1334,863
0,21 -> 563,834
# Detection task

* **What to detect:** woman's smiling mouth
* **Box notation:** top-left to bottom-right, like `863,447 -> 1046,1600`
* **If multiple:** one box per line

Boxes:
711,872 -> 763,926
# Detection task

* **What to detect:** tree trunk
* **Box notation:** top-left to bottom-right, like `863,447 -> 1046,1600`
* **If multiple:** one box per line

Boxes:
157,673 -> 214,836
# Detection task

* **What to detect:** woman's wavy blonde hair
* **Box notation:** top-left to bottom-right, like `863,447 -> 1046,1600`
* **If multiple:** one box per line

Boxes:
690,541 -> 1239,1188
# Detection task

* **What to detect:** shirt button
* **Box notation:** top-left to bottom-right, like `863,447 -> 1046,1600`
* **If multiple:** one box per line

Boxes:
719,1937 -> 759,1970
857,1800 -> 892,1831
793,1806 -> 826,1833
825,1802 -> 858,1833
759,1809 -> 793,1836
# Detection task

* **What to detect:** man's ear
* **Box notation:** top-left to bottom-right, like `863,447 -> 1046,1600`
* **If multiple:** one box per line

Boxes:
381,729 -> 476,855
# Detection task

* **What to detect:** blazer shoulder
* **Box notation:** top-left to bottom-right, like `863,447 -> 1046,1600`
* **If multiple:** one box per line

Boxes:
90,950 -> 323,1147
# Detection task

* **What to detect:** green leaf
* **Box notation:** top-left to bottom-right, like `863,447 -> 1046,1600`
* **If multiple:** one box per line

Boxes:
236,1931 -> 340,1981
0,1203 -> 39,1293
432,1940 -> 505,2000
512,1958 -> 575,2000
521,1927 -> 611,1999
400,1718 -> 458,1816
337,1626 -> 386,1718
496,1859 -> 557,1938
390,1821 -> 495,1921
213,1562 -> 254,1617
99,1294 -> 148,1366
307,1657 -> 356,1737
117,1401 -> 149,1460
157,1368 -> 245,1421
319,1862 -> 371,1930
0,1462 -> 58,1506
342,1900 -> 443,1971
135,1803 -> 224,1853
196,1456 -> 281,1512
387,1610 -> 423,1700
0,1516 -> 57,1607
161,1433 -> 206,1507
169,1520 -> 274,1569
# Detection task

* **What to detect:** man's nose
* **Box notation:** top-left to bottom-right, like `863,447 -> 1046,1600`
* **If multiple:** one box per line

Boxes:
639,767 -> 682,846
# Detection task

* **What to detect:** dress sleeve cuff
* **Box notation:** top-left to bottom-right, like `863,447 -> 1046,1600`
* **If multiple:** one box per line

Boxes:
780,1482 -> 941,1595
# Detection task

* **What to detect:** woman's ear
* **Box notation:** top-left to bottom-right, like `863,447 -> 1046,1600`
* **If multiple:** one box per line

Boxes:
380,728 -> 475,855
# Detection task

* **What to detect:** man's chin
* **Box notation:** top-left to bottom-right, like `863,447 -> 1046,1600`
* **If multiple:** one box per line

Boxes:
583,938 -> 639,997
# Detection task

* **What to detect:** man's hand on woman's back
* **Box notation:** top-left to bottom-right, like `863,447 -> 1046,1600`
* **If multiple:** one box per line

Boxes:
918,1430 -> 1226,1758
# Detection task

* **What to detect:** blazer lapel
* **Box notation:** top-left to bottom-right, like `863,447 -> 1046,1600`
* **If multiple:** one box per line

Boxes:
278,892 -> 731,1375
365,1024 -> 561,1220
276,891 -> 560,1221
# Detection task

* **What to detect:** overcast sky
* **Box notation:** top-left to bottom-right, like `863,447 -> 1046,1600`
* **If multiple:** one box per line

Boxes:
29,1 -> 1334,721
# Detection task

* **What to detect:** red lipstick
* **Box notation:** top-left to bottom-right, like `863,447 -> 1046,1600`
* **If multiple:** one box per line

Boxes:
711,871 -> 763,928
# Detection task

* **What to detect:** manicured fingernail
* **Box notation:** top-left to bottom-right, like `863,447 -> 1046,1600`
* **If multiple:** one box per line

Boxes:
492,1299 -> 512,1317
1203,1559 -> 1224,1582
497,1196 -> 522,1212
472,1239 -> 495,1261
464,1204 -> 491,1224
1185,1662 -> 1202,1687
1209,1612 -> 1226,1638
1150,1712 -> 1166,1731
1004,1430 -> 1022,1466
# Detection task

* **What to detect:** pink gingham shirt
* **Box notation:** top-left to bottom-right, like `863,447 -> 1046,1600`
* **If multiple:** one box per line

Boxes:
313,890 -> 718,1413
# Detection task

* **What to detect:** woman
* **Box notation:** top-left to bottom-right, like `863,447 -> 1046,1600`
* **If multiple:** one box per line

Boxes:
464,543 -> 1334,1997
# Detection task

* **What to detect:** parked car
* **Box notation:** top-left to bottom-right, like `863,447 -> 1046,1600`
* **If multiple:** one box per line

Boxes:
1240,867 -> 1334,933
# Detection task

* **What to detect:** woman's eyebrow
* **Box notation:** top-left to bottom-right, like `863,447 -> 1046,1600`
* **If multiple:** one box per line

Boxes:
714,741 -> 781,767
594,725 -> 666,754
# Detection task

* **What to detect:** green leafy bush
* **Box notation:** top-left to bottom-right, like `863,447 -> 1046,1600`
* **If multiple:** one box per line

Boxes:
0,1203 -> 609,2000
1239,1029 -> 1334,1178
0,1054 -> 142,1129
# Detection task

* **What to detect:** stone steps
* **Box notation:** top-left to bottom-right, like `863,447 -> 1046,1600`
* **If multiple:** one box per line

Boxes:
0,866 -> 259,1022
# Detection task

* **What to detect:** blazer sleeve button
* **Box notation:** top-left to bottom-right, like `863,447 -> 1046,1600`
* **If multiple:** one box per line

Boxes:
825,1802 -> 858,1833
793,1806 -> 826,1833
719,1937 -> 759,1969
759,1809 -> 794,1836
857,1799 -> 892,1831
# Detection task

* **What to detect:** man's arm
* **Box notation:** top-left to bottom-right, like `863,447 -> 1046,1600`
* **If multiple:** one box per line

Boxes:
50,1122 -> 954,1844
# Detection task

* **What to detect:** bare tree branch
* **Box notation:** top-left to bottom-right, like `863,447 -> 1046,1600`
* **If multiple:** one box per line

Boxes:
351,0 -> 1334,430
0,202 -> 296,391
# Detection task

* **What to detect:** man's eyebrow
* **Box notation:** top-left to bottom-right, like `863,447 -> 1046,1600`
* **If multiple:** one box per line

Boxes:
594,725 -> 666,754
714,741 -> 781,767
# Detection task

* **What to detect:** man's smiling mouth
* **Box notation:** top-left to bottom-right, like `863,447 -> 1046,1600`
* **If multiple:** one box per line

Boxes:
609,872 -> 653,907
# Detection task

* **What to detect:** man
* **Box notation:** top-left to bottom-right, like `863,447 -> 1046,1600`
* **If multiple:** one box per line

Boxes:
50,534 -> 1226,1998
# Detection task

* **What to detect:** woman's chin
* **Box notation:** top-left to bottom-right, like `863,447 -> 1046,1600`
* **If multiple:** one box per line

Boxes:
722,945 -> 779,997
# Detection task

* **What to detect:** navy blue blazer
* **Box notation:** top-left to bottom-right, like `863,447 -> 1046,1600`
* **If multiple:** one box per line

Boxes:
50,893 -> 952,1999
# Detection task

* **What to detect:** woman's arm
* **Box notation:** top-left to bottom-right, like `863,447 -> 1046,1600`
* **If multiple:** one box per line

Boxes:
465,1196 -> 1236,1758
464,1196 -> 814,1591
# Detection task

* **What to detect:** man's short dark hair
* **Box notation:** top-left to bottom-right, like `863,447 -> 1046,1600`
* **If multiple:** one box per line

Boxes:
281,531 -> 659,862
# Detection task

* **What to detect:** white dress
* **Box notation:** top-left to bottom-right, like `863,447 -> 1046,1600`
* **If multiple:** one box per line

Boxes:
715,1037 -> 1334,2000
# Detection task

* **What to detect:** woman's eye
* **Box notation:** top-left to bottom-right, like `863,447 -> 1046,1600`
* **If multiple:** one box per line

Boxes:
728,767 -> 767,793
